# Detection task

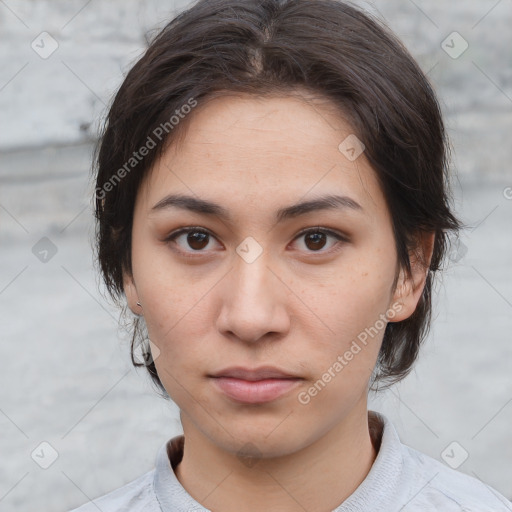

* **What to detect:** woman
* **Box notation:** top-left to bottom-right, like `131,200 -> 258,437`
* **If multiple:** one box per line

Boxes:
71,0 -> 511,510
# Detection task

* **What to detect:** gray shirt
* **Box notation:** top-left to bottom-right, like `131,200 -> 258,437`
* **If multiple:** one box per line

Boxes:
69,411 -> 511,511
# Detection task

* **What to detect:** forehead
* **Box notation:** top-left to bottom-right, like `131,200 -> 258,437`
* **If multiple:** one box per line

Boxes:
166,91 -> 354,166
138,92 -> 387,221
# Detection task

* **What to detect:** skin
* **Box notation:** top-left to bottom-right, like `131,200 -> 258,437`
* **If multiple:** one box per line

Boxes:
124,90 -> 434,512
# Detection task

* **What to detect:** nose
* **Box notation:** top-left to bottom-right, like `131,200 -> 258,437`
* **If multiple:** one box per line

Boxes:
216,251 -> 291,345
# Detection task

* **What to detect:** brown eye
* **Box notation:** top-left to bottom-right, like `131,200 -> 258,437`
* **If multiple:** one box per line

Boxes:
293,227 -> 347,254
186,231 -> 210,250
304,231 -> 328,251
165,227 -> 218,254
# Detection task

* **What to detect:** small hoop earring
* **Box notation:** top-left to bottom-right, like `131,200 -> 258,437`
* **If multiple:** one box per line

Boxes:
137,301 -> 142,308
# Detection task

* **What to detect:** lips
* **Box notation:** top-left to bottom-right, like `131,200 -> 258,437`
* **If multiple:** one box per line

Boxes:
209,366 -> 303,404
209,365 -> 300,381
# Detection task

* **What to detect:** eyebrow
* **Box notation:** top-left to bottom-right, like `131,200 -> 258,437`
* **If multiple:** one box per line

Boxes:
150,193 -> 363,223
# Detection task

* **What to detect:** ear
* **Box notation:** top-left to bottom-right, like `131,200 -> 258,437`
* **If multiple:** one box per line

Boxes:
123,269 -> 141,315
389,231 -> 435,322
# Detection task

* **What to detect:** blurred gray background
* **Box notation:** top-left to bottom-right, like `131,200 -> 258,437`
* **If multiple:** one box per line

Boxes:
0,1 -> 511,511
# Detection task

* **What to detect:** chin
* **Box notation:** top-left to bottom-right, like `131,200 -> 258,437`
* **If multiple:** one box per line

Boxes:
205,418 -> 314,461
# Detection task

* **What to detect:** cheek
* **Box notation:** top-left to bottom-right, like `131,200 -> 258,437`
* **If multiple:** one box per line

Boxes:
294,257 -> 395,387
299,258 -> 395,344
132,225 -> 201,321
130,231 -> 212,369
295,303 -> 385,416
142,282 -> 212,366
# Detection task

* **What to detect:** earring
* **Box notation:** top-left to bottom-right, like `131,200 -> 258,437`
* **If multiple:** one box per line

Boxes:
137,301 -> 142,308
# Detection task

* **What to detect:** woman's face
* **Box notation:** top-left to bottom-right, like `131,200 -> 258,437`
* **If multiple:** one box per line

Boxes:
125,92 -> 424,458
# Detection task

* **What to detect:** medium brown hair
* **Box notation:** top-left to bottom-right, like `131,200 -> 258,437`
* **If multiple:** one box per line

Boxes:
93,0 -> 462,397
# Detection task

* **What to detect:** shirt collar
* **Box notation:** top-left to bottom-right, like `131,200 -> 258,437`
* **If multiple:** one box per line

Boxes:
153,410 -> 403,512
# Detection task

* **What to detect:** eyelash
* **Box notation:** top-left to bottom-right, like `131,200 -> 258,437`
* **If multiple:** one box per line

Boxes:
163,226 -> 349,258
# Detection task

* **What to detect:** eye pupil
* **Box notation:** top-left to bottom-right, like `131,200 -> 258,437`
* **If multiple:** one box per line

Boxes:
305,232 -> 327,251
187,231 -> 209,250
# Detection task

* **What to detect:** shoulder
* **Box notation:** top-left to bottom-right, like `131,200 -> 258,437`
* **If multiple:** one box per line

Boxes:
67,469 -> 159,512
399,443 -> 511,511
367,411 -> 511,512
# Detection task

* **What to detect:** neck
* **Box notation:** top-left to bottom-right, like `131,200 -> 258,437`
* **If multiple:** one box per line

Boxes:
174,402 -> 379,512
